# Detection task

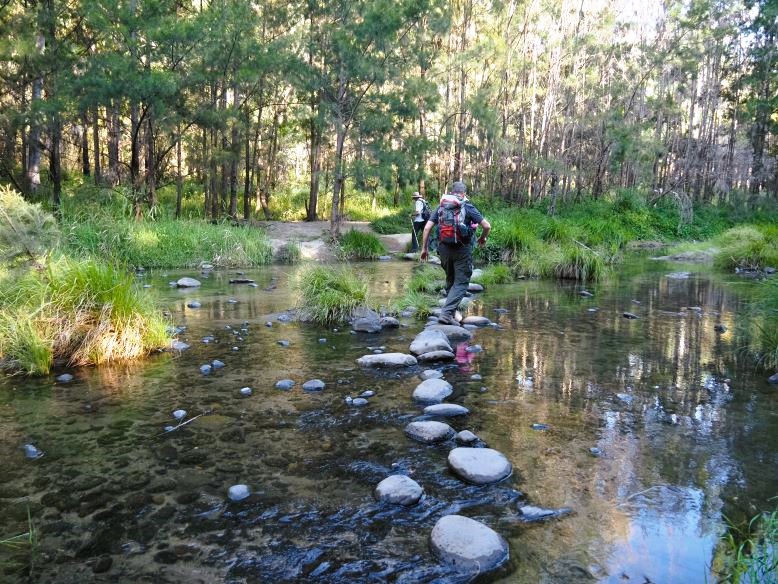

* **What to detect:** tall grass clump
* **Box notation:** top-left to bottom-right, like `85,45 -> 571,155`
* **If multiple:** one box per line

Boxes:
554,244 -> 609,281
472,264 -> 513,286
714,225 -> 778,271
337,229 -> 386,260
295,265 -> 369,325
744,277 -> 778,371
408,263 -> 445,293
0,258 -> 170,374
714,506 -> 778,583
275,241 -> 301,264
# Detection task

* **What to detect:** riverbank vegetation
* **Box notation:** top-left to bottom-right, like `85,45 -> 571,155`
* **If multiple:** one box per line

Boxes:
714,506 -> 778,583
294,266 -> 369,325
337,230 -> 386,260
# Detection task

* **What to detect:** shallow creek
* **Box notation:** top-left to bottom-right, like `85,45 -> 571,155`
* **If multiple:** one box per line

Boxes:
1,259 -> 776,583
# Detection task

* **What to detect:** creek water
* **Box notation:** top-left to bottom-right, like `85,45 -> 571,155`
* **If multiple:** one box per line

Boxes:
0,258 -> 776,583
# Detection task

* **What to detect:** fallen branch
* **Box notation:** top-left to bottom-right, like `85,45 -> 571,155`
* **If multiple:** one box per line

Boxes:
157,410 -> 211,437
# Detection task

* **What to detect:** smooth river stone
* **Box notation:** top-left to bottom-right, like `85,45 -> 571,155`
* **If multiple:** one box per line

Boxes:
374,475 -> 424,506
430,515 -> 509,573
356,353 -> 417,368
227,484 -> 250,502
412,378 -> 453,403
462,315 -> 490,326
275,379 -> 295,390
769,373 -> 778,385
404,421 -> 454,444
56,373 -> 74,383
448,448 -> 512,484
455,430 -> 479,445
420,369 -> 444,380
424,324 -> 472,342
379,316 -> 400,328
302,379 -> 326,392
171,340 -> 190,351
176,277 -> 201,288
467,282 -> 484,293
410,330 -> 452,355
423,403 -> 469,417
417,351 -> 455,362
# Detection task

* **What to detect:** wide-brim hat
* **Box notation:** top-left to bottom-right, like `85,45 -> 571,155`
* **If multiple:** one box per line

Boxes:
412,193 -> 422,198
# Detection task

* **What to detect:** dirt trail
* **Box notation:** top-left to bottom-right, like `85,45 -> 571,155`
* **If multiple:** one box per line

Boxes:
255,220 -> 411,261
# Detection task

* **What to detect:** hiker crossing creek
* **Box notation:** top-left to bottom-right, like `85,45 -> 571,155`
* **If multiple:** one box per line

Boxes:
1,259 -> 772,584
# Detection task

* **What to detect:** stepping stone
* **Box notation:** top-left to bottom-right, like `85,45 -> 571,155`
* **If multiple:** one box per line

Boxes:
176,277 -> 201,288
404,421 -> 454,443
412,379 -> 453,403
455,430 -> 479,445
374,475 -> 423,506
379,316 -> 400,328
462,316 -> 490,327
423,404 -> 469,417
186,301 -> 201,309
467,283 -> 484,293
211,360 -> 225,369
448,448 -> 512,484
171,341 -> 190,351
228,484 -> 250,502
351,398 -> 368,407
417,351 -> 455,362
302,379 -> 326,392
356,353 -> 417,368
424,324 -> 472,342
430,515 -> 509,573
420,369 -> 444,380
410,330 -> 452,355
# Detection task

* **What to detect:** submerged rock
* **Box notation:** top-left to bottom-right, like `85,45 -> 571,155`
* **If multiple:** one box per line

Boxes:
410,329 -> 452,355
277,340 -> 290,347
623,312 -> 640,319
23,444 -> 44,460
423,403 -> 469,417
579,290 -> 594,297
172,409 -> 187,420
420,369 -> 444,380
56,373 -> 74,383
351,398 -> 368,407
412,378 -> 453,403
211,360 -> 225,369
171,340 -> 190,351
379,316 -> 400,328
430,515 -> 509,573
768,373 -> 778,385
356,353 -> 417,368
518,505 -> 572,522
199,364 -> 212,374
531,423 -> 549,431
448,448 -> 512,484
227,484 -> 250,502
302,379 -> 326,392
455,430 -> 479,445
417,350 -> 455,362
176,277 -> 201,288
239,387 -> 253,397
186,301 -> 201,309
404,421 -> 454,444
374,475 -> 423,506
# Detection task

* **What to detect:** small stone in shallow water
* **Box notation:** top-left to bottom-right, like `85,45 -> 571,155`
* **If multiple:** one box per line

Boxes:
579,290 -> 594,297
420,369 -> 444,380
232,346 -> 239,352
623,312 -> 640,319
412,378 -> 453,403
228,484 -> 250,502
171,340 -> 190,351
493,308 -> 508,313
227,298 -> 238,304
518,505 -> 572,522
23,444 -> 43,459
768,373 -> 778,385
172,409 -> 187,420
448,448 -> 512,484
714,324 -> 727,333
248,282 -> 259,288
163,425 -> 175,432
176,277 -> 201,288
187,301 -> 201,309
302,379 -> 326,392
374,475 -> 424,506
379,316 -> 400,328
275,379 -> 295,391
56,373 -> 74,383
417,350 -> 455,362
462,315 -> 490,326
318,338 -> 327,343
240,387 -> 252,397
589,447 -> 602,457
465,345 -> 483,353
424,403 -> 469,417
344,396 -> 353,405
531,423 -> 549,431
143,284 -> 152,289
430,515 -> 509,573
211,360 -> 225,369
277,340 -> 290,347
456,430 -> 479,445
470,374 -> 482,381
351,398 -> 368,407
199,364 -> 212,374
265,321 -> 273,327
359,390 -> 375,398
356,353 -> 417,368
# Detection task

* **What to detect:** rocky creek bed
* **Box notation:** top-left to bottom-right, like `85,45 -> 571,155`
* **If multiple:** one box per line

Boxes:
1,260 -> 776,583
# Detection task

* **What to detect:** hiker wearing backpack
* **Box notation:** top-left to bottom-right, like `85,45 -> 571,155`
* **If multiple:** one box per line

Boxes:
420,181 -> 490,326
410,192 -> 430,252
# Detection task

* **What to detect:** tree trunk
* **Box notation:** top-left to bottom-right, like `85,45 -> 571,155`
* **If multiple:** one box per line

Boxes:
108,100 -> 120,184
81,113 -> 90,177
26,31 -> 45,195
92,106 -> 101,184
330,112 -> 347,235
175,124 -> 183,219
229,83 -> 239,218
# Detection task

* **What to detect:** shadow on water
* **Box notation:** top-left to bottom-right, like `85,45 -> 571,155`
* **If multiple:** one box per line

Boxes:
0,259 -> 775,583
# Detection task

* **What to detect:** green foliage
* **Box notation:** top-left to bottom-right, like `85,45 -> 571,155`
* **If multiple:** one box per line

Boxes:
714,225 -> 778,271
715,505 -> 778,583
473,264 -> 513,286
391,289 -> 435,319
64,216 -> 272,269
554,244 -> 609,281
0,186 -> 60,268
275,241 -> 301,264
294,266 -> 369,325
0,257 -> 170,374
408,263 -> 445,293
372,210 -> 411,235
337,229 -> 387,260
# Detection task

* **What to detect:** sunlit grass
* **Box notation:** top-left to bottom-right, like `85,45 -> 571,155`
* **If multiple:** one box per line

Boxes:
337,229 -> 386,260
714,505 -> 778,583
294,265 -> 370,325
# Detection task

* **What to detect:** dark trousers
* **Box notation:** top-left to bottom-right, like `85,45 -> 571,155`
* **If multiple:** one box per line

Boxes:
438,242 -> 472,316
411,220 -> 426,251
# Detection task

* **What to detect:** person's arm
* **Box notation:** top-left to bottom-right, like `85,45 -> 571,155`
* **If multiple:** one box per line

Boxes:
477,219 -> 491,247
419,220 -> 435,261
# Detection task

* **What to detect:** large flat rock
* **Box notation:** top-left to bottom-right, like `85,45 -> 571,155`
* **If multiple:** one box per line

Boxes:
176,277 -> 201,288
430,515 -> 509,573
424,403 -> 469,417
410,329 -> 452,355
356,353 -> 417,368
412,378 -> 453,403
424,324 -> 472,342
448,447 -> 512,484
404,421 -> 454,444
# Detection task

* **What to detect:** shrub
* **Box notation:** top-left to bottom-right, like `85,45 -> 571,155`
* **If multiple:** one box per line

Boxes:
337,229 -> 386,260
0,258 -> 170,374
295,266 -> 369,325
0,185 -> 59,268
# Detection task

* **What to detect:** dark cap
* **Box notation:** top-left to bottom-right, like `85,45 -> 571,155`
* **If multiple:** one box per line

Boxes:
451,181 -> 466,194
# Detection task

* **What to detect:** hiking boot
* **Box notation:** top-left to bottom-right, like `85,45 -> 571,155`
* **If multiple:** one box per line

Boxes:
437,313 -> 461,326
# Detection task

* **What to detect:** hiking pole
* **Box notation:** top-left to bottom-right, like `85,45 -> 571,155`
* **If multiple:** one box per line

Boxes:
410,218 -> 419,251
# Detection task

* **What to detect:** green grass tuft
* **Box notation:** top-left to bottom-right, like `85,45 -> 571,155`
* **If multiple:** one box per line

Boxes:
275,241 -> 302,264
337,229 -> 387,260
713,225 -> 778,271
715,505 -> 778,583
294,265 -> 370,325
473,264 -> 513,286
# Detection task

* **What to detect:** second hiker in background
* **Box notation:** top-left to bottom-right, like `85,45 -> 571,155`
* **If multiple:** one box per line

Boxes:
410,192 -> 430,252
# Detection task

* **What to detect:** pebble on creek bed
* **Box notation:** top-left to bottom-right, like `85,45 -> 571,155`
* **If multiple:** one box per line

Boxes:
374,475 -> 424,506
228,484 -> 251,502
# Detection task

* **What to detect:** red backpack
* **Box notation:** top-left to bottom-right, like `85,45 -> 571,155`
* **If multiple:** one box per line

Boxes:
437,193 -> 472,244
